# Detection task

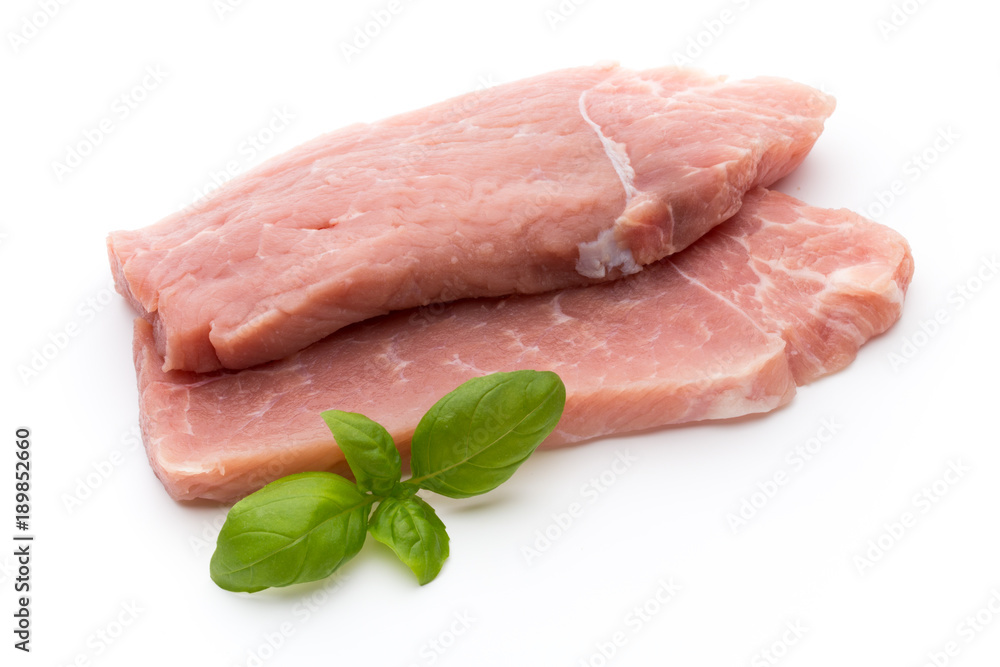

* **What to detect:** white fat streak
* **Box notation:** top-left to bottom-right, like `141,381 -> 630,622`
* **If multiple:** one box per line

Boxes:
576,229 -> 641,279
576,90 -> 642,278
550,293 -> 574,325
670,262 -> 771,339
574,91 -> 643,279
884,281 -> 905,305
578,90 -> 638,202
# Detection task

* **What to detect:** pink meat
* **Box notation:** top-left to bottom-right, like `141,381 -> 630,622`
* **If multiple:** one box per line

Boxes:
109,64 -> 835,372
131,189 -> 913,502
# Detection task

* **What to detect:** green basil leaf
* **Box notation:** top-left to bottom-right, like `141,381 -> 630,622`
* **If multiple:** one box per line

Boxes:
408,370 -> 566,498
210,472 -> 372,593
368,496 -> 449,585
321,409 -> 402,496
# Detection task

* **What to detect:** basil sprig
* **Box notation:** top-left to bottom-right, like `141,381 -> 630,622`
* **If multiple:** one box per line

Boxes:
210,370 -> 565,593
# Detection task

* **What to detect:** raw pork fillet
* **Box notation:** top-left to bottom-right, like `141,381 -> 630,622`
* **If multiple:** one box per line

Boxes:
131,189 -> 913,502
109,64 -> 835,372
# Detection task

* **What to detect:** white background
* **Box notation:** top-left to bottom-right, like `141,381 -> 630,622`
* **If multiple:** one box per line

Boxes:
3,0 -> 999,665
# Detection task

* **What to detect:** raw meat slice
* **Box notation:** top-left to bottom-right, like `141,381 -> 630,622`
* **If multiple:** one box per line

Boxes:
109,64 -> 835,372
131,189 -> 913,502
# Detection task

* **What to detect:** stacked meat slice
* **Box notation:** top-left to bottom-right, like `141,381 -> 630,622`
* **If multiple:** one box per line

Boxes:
107,65 -> 913,502
108,64 -> 835,373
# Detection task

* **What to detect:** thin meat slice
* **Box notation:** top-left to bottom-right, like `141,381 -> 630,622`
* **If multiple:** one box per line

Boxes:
131,189 -> 913,502
109,64 -> 835,372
